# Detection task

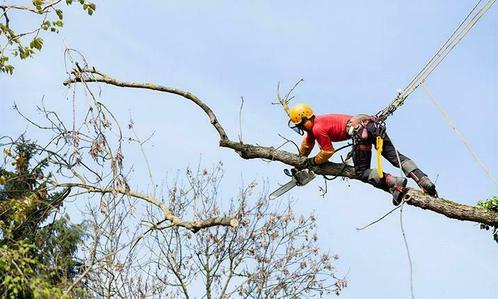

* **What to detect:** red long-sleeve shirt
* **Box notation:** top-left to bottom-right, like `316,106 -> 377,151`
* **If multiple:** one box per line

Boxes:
304,114 -> 352,152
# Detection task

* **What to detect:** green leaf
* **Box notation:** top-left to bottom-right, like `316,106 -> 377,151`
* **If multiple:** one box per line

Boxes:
56,9 -> 64,20
41,20 -> 51,31
3,65 -> 14,75
53,20 -> 64,27
32,0 -> 43,11
477,196 -> 498,211
18,46 -> 34,59
29,37 -> 44,51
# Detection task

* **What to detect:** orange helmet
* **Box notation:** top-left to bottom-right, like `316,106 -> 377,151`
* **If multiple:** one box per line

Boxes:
289,103 -> 314,124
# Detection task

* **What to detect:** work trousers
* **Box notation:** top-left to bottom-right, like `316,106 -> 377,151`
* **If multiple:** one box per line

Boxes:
352,122 -> 410,186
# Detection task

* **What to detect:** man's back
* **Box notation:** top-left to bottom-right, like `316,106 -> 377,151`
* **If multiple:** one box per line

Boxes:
312,114 -> 352,144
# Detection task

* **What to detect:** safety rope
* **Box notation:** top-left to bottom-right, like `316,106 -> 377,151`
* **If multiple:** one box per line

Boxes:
376,0 -> 496,121
423,84 -> 498,188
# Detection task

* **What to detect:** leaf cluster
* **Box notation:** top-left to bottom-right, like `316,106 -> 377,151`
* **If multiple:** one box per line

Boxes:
0,241 -> 79,298
477,196 -> 498,243
0,0 -> 96,74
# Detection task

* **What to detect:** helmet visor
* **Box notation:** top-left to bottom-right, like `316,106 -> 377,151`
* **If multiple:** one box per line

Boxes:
288,119 -> 305,135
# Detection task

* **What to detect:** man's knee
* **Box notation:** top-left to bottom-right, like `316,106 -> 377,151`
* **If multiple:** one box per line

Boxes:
401,159 -> 418,176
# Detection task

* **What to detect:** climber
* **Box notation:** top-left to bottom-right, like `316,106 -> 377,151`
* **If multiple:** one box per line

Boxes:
288,103 -> 437,204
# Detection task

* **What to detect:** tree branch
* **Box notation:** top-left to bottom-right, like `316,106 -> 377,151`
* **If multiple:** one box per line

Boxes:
57,182 -> 238,232
0,0 -> 63,14
63,68 -> 498,227
0,4 -> 39,14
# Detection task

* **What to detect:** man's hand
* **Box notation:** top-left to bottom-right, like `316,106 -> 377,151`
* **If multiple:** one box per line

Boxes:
305,157 -> 317,168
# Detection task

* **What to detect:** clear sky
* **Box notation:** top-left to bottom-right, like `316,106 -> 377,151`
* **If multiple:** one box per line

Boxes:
1,1 -> 497,298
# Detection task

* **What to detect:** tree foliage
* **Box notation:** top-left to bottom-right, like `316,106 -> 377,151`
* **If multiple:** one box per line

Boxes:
477,196 -> 498,243
0,0 -> 96,74
0,138 -> 85,298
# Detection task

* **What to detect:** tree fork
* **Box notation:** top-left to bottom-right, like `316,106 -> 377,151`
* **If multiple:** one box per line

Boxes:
64,67 -> 498,227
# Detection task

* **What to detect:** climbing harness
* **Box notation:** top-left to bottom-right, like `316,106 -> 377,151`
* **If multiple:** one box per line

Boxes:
348,115 -> 387,178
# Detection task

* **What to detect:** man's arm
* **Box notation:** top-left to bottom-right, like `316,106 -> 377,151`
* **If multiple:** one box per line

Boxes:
300,133 -> 315,157
309,132 -> 335,165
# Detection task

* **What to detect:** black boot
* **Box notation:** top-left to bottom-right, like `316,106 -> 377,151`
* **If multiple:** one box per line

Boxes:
385,174 -> 408,205
401,160 -> 438,197
409,169 -> 438,197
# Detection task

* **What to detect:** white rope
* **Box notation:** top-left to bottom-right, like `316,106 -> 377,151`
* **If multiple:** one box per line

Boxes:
377,0 -> 496,119
391,140 -> 416,299
400,0 -> 494,99
423,84 -> 498,188
400,202 -> 415,299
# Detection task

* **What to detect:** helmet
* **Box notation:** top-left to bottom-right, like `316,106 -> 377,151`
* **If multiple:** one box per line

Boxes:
289,103 -> 314,124
288,104 -> 314,135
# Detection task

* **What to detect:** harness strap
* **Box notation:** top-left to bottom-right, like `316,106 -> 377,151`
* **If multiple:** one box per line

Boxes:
348,114 -> 386,175
346,114 -> 378,137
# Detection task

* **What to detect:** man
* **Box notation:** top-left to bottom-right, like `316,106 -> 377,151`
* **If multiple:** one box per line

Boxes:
288,103 -> 437,204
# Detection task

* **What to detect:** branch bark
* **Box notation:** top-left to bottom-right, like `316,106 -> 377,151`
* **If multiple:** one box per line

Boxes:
63,68 -> 498,227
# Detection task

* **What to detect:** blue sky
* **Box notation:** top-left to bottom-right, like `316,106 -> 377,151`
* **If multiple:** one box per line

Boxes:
1,1 -> 497,298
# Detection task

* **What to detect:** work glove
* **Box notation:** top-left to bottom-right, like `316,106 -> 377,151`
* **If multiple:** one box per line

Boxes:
305,157 -> 317,169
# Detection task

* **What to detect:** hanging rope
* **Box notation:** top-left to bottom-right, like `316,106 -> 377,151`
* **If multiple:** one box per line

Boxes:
376,0 -> 496,120
423,84 -> 498,188
399,203 -> 415,299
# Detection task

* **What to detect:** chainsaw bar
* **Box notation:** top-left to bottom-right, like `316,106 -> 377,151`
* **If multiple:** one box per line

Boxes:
269,169 -> 316,200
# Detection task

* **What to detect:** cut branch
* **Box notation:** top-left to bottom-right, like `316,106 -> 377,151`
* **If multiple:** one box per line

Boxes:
63,68 -> 498,227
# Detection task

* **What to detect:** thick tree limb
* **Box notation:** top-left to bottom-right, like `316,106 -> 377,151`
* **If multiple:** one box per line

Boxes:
63,68 -> 498,227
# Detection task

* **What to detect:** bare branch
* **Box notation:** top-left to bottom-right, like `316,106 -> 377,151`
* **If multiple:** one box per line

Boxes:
57,182 -> 238,232
63,67 -> 228,142
272,79 -> 304,116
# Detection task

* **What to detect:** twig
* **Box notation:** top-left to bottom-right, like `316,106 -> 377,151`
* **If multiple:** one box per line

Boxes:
273,79 -> 304,116
277,134 -> 300,153
356,205 -> 401,231
238,96 -> 244,142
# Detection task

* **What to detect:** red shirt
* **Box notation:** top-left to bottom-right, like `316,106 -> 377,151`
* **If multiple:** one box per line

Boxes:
305,114 -> 352,151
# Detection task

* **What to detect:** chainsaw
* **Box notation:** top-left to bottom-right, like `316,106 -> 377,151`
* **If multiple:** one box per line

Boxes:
269,168 -> 316,200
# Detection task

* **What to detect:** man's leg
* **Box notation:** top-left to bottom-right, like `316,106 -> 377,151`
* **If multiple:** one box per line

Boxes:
372,126 -> 438,197
352,138 -> 407,205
